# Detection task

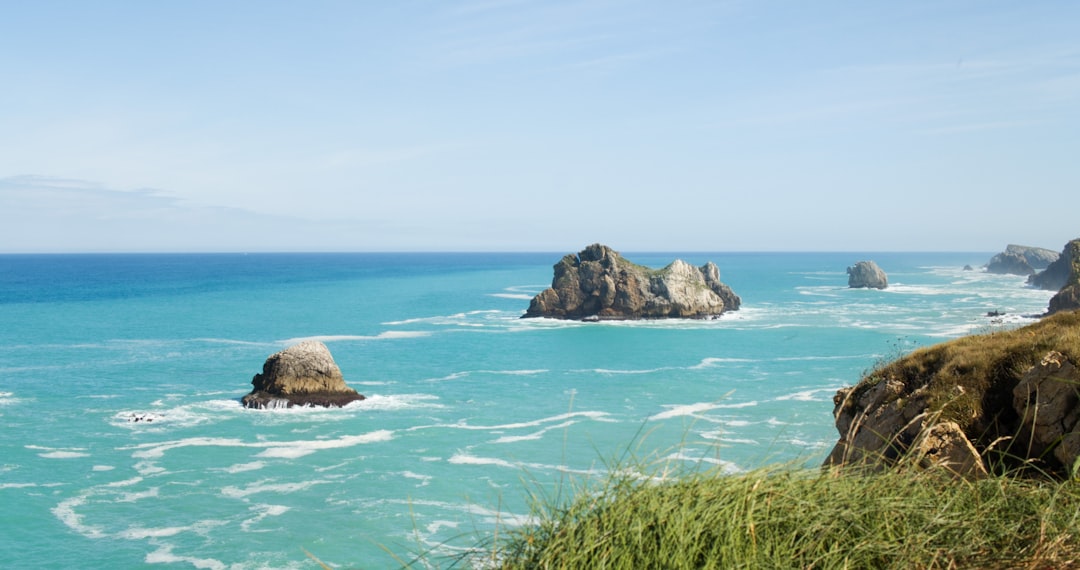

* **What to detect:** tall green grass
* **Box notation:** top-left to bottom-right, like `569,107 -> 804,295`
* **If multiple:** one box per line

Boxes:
486,461 -> 1080,570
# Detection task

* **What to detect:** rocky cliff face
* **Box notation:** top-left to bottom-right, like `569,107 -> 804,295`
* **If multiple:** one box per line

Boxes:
846,261 -> 888,289
825,310 -> 1080,477
987,244 -> 1059,276
523,244 -> 740,320
1046,240 -> 1080,315
242,341 -> 365,408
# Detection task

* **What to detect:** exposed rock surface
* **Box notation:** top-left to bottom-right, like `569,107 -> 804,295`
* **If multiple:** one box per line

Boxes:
846,261 -> 888,289
1032,241 -> 1080,316
986,244 -> 1059,276
1013,351 -> 1080,469
825,311 -> 1080,477
523,244 -> 740,320
242,341 -> 365,409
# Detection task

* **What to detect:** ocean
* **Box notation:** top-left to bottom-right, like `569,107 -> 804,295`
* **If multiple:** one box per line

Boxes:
0,251 -> 1056,568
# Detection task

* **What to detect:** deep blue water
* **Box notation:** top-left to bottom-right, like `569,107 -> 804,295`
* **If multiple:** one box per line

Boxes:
0,252 -> 1054,568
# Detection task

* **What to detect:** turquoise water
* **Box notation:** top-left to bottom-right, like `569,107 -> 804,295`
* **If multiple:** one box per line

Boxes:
0,252 -> 1055,568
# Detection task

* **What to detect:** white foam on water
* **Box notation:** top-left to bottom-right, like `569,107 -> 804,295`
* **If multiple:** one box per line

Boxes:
144,544 -> 227,570
401,471 -> 433,486
217,461 -> 266,474
221,479 -> 331,499
192,337 -> 274,347
690,357 -> 757,368
135,461 -> 167,476
426,520 -> 461,535
118,487 -> 160,503
355,393 -> 443,411
489,293 -> 534,300
92,465 -> 115,472
240,503 -> 291,532
52,495 -> 106,539
492,421 -> 575,444
420,411 -> 614,432
278,331 -> 431,344
1,482 -> 62,489
661,452 -> 743,474
775,387 -> 839,402
649,401 -> 757,421
119,525 -> 192,539
447,452 -> 519,469
38,450 -> 91,459
126,429 -> 393,460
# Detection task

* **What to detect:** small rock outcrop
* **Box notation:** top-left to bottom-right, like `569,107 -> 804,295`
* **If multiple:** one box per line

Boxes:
846,261 -> 888,289
986,244 -> 1059,276
242,341 -> 365,409
523,244 -> 740,320
825,310 -> 1080,477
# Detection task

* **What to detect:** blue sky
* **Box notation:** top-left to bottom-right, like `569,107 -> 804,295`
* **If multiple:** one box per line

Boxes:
1,1 -> 1078,252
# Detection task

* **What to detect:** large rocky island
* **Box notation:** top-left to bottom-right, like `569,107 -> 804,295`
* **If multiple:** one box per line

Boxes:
523,244 -> 740,320
242,341 -> 365,409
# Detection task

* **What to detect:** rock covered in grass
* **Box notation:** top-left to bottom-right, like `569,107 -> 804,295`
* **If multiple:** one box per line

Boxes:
846,260 -> 888,289
522,244 -> 741,320
825,311 -> 1080,477
242,341 -> 365,409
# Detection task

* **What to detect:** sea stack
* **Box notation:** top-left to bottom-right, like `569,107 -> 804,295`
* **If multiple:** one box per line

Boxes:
242,341 -> 365,409
847,261 -> 888,289
523,243 -> 740,320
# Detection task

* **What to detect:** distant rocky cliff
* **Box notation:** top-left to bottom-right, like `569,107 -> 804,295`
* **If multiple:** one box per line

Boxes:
1045,239 -> 1080,315
986,244 -> 1059,276
523,244 -> 740,320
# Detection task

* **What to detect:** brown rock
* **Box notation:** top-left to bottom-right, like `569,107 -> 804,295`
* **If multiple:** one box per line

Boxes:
242,341 -> 365,409
1013,351 -> 1080,469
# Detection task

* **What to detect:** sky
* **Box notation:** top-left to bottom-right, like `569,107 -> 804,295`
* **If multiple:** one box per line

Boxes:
1,1 -> 1078,253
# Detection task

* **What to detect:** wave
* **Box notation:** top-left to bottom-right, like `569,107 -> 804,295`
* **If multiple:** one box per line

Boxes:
277,331 -> 431,344
413,411 -> 614,433
145,544 -> 228,570
775,387 -> 842,402
123,429 -> 394,460
221,479 -> 331,499
426,369 -> 549,382
649,401 -> 757,421
488,293 -> 534,300
26,445 -> 90,459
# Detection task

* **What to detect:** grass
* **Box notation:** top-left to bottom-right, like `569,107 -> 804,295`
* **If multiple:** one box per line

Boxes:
485,460 -> 1080,570
477,312 -> 1080,569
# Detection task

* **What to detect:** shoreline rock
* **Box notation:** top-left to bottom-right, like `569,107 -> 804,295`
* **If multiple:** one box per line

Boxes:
824,310 -> 1080,478
523,244 -> 740,320
242,341 -> 365,409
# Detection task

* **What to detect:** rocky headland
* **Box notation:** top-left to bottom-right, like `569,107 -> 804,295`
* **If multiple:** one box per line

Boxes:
1044,239 -> 1080,315
523,244 -> 740,320
846,260 -> 888,289
986,244 -> 1059,276
242,341 -> 365,409
824,309 -> 1080,478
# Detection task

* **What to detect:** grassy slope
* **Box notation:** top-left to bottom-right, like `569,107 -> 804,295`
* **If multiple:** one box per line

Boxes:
484,312 -> 1080,569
